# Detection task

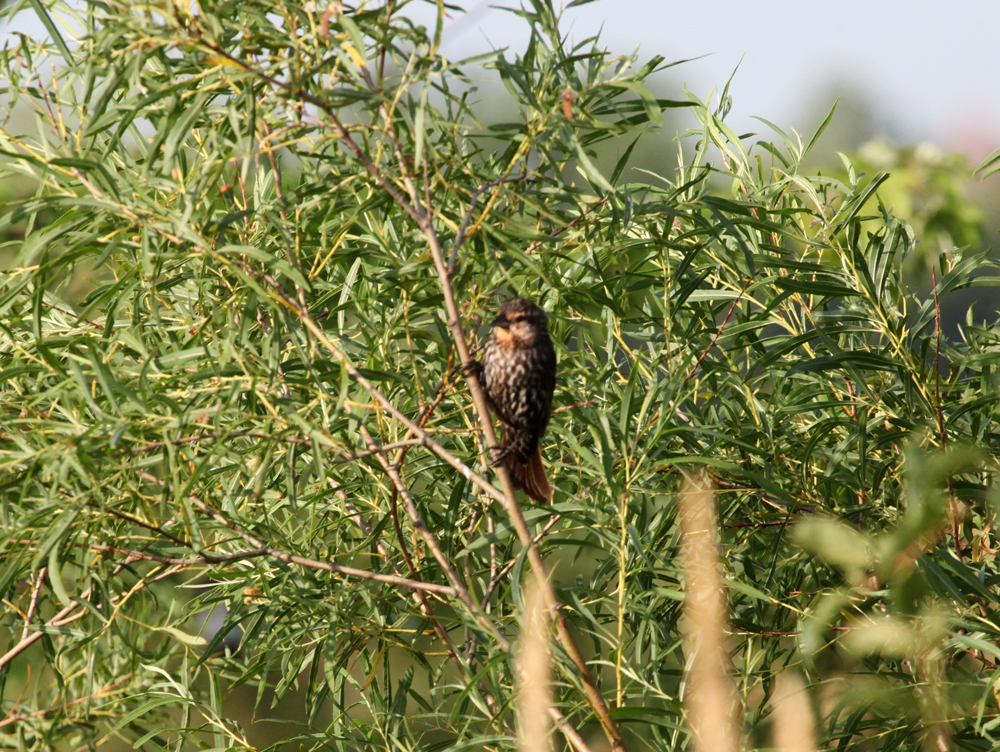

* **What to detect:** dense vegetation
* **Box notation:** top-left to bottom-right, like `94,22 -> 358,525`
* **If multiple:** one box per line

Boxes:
2,1 -> 999,750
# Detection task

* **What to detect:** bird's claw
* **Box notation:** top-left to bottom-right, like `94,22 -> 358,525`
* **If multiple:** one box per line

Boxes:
487,444 -> 511,467
461,360 -> 483,379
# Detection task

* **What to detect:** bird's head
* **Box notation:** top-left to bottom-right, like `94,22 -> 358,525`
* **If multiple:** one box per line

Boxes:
490,297 -> 548,347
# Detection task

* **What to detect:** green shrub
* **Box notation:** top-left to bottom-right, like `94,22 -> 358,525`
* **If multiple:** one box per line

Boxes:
1,1 -> 999,750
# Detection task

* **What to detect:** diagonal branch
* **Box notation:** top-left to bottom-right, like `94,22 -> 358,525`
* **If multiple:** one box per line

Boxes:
685,271 -> 760,382
415,158 -> 629,752
111,430 -> 422,464
19,567 -> 47,642
176,494 -> 458,598
357,424 -> 509,648
446,174 -> 533,271
524,197 -> 610,255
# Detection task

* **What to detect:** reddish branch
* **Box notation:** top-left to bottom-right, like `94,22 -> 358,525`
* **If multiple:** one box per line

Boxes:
524,197 -> 610,254
111,430 -> 422,463
19,567 -> 47,642
685,272 -> 759,382
0,674 -> 133,729
447,174 -> 533,271
356,424 -> 507,645
17,289 -> 102,330
725,520 -> 798,529
11,535 -> 457,598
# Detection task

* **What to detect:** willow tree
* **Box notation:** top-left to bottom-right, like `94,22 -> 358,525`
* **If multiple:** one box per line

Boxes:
2,1 -> 999,751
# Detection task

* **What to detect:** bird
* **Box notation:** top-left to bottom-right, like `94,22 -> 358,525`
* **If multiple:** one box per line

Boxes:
476,297 -> 556,503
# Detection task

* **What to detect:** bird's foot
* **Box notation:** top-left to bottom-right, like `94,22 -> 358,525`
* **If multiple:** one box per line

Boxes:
460,360 -> 483,379
487,444 -> 512,467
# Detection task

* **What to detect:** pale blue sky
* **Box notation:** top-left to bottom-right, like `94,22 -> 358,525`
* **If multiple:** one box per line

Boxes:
408,0 -> 1000,158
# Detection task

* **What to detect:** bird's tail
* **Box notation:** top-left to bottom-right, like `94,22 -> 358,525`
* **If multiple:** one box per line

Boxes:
503,435 -> 552,504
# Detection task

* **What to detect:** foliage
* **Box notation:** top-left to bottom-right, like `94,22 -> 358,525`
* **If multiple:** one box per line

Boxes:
822,137 -> 985,279
1,1 -> 1000,751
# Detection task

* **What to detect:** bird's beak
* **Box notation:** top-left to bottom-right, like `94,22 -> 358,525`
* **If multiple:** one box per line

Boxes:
490,316 -> 509,329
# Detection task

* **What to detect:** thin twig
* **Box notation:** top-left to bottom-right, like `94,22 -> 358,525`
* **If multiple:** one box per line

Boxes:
446,174 -> 533,271
964,649 -> 999,670
112,430 -> 310,456
357,425 -> 508,647
524,197 -> 610,254
685,272 -> 759,382
552,398 -> 599,414
377,0 -> 395,84
548,707 -> 594,752
402,144 -> 628,750
334,431 -> 503,720
88,503 -> 188,548
20,567 -> 47,642
368,436 -> 506,721
481,514 -> 561,610
13,536 -> 456,597
181,496 -> 460,596
17,289 -> 102,330
111,430 -> 421,464
0,674 -> 133,729
487,508 -> 498,598
464,507 -> 481,661
336,486 -> 390,561
329,354 -> 498,710
725,520 -> 798,530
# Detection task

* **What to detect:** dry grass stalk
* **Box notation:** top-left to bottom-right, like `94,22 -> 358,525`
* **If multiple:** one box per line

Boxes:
772,672 -> 817,752
680,475 -> 740,752
518,576 -> 553,752
915,645 -> 952,752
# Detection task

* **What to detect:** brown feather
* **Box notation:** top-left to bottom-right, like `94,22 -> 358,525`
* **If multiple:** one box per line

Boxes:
503,433 -> 552,504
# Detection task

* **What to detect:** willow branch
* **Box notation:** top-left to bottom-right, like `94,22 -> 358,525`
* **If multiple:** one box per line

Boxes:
416,152 -> 628,752
524,197 -> 610,255
176,494 -> 458,597
19,567 -> 47,642
112,430 -> 422,465
357,424 -> 509,648
447,174 -> 532,271
0,674 -> 133,729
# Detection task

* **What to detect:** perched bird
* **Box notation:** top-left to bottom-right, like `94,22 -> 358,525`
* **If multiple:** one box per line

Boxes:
478,297 -> 556,503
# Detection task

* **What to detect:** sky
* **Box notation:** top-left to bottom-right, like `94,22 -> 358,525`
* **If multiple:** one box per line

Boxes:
405,0 -> 1000,160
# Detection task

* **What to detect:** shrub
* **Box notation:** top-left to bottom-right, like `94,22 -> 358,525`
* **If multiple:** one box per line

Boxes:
2,1 -> 999,750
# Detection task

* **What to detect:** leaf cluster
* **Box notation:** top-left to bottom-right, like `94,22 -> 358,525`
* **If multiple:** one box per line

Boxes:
1,1 -> 1000,750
